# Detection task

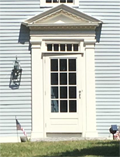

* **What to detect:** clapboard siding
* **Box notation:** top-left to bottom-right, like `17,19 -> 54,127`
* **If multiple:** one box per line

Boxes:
79,0 -> 120,136
0,0 -> 42,137
0,0 -> 120,138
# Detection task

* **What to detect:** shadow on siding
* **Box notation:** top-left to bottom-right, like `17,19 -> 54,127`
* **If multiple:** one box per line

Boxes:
95,23 -> 102,43
18,24 -> 31,51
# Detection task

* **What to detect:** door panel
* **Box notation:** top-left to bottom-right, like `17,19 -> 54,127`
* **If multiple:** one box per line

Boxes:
44,54 -> 82,133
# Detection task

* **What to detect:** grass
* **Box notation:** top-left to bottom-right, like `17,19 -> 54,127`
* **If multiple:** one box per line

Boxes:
0,140 -> 120,157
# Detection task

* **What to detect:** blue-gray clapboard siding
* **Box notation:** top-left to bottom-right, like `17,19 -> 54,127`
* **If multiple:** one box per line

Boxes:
0,0 -> 43,137
79,0 -> 120,137
0,0 -> 120,137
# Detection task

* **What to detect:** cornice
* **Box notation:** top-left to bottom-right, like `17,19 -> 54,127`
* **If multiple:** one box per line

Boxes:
29,25 -> 97,31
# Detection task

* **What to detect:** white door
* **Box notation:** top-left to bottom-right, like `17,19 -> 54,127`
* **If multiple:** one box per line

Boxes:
43,54 -> 83,134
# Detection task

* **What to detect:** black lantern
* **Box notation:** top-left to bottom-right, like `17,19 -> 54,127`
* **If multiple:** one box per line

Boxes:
9,57 -> 22,89
9,57 -> 22,88
12,57 -> 22,80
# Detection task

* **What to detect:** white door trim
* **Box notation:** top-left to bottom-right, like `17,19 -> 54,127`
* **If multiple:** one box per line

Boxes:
30,34 -> 98,140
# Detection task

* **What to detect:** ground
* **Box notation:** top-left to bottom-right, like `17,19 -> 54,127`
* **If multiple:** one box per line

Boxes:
0,140 -> 119,157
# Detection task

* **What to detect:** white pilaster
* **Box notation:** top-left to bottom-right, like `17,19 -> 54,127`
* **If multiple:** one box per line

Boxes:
31,41 -> 44,139
85,43 -> 98,137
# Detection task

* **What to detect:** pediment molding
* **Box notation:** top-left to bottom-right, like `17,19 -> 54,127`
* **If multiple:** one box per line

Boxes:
29,25 -> 97,31
23,4 -> 102,30
34,9 -> 89,24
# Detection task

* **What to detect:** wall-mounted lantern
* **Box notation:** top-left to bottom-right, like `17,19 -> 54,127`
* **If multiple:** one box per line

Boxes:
9,57 -> 22,88
12,57 -> 22,80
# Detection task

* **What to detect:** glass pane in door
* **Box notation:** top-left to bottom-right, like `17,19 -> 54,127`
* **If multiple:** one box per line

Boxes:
60,59 -> 67,71
69,59 -> 76,71
69,87 -> 76,98
60,100 -> 67,112
69,100 -> 76,112
51,73 -> 58,85
60,87 -> 67,98
69,73 -> 76,85
51,59 -> 58,71
50,58 -> 77,113
51,100 -> 59,112
51,87 -> 58,99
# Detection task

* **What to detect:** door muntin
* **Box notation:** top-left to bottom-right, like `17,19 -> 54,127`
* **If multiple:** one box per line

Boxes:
50,58 -> 78,113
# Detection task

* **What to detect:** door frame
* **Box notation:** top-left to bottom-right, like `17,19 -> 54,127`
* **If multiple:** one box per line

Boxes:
24,4 -> 101,140
30,36 -> 98,139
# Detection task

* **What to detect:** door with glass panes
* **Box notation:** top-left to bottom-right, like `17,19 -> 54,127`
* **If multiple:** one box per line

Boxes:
44,53 -> 82,133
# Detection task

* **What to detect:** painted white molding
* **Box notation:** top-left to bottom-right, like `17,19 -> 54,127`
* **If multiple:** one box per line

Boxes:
31,45 -> 41,49
25,4 -> 101,139
41,52 -> 84,54
44,39 -> 83,43
35,9 -> 89,24
84,40 -> 96,45
30,40 -> 42,44
23,4 -> 102,29
85,132 -> 98,138
30,40 -> 41,49
30,36 -> 98,139
85,45 -> 98,137
31,132 -> 44,139
31,43 -> 44,139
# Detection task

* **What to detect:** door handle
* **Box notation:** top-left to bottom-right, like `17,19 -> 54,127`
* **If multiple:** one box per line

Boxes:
79,90 -> 81,99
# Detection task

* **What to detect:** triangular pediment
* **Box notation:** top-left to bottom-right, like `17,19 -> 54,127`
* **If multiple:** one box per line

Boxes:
32,9 -> 90,25
23,4 -> 102,29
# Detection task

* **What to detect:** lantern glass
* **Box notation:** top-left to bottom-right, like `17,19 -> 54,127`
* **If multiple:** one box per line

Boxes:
14,58 -> 20,71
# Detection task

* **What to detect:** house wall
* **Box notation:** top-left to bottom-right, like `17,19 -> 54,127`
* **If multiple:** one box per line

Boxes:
0,0 -> 120,140
0,0 -> 43,139
79,0 -> 120,137
97,6 -> 120,136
